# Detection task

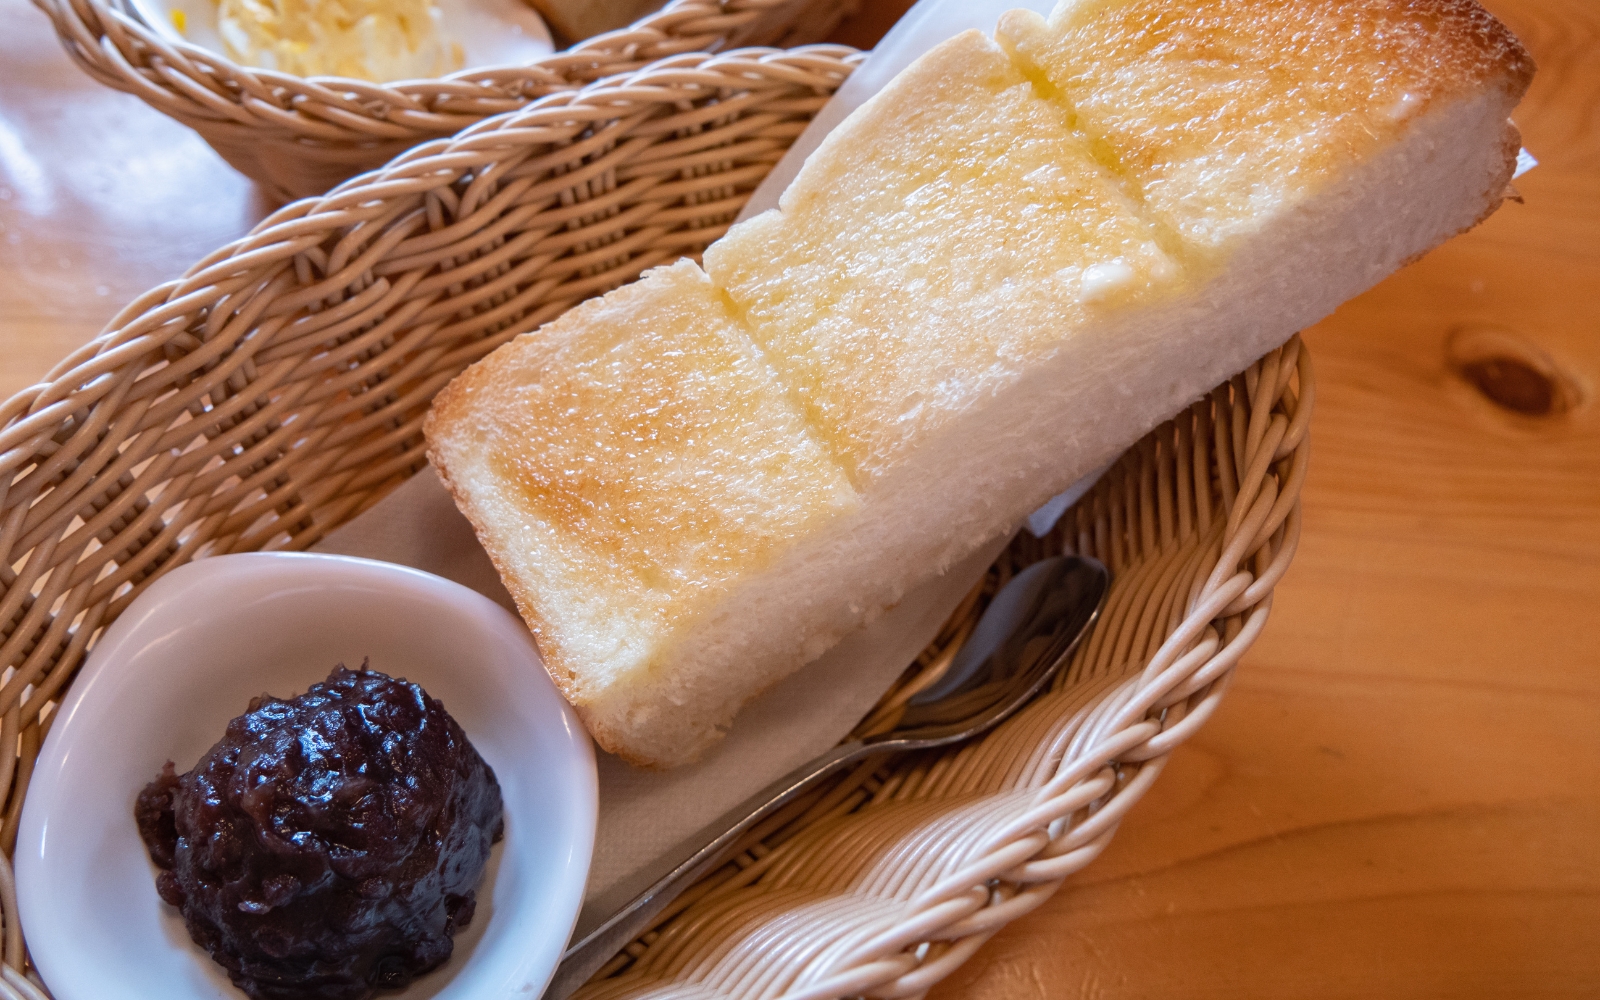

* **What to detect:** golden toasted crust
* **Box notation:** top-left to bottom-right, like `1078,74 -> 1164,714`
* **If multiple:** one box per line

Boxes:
1002,0 -> 1534,254
1046,0 -> 1534,98
1405,0 -> 1536,92
426,363 -> 586,706
431,442 -> 675,771
425,261 -> 860,764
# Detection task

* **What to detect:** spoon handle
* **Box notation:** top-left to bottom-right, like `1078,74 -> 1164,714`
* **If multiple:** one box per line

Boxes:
546,739 -> 870,1000
547,555 -> 1106,998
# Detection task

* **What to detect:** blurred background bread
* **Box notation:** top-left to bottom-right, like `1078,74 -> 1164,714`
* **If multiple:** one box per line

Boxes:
525,0 -> 666,42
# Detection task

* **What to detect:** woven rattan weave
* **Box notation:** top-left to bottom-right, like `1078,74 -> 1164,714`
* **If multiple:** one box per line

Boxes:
32,0 -> 858,201
0,41 -> 1311,1000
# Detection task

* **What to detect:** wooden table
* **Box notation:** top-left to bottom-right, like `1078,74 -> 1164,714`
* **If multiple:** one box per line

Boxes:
2,0 -> 1595,996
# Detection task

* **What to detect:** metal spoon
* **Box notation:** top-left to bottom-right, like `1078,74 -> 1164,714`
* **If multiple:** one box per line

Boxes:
547,554 -> 1110,999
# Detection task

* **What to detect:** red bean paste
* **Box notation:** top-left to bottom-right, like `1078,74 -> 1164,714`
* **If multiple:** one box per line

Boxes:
135,665 -> 504,1000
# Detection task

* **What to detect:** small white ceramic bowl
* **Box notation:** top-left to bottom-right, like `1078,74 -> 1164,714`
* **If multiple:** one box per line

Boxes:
16,552 -> 595,1000
129,0 -> 555,81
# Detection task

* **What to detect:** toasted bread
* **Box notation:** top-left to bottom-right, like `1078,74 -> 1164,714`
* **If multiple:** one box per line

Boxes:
427,0 -> 1532,767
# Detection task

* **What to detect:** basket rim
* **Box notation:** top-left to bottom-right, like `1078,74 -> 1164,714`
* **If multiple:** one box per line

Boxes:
33,0 -> 837,130
0,40 -> 865,434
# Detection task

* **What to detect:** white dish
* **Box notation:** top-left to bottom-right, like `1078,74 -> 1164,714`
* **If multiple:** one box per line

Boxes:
16,552 -> 596,1000
128,0 -> 554,81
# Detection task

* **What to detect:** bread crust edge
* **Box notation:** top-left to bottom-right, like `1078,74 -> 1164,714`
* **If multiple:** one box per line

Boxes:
423,362 -> 590,712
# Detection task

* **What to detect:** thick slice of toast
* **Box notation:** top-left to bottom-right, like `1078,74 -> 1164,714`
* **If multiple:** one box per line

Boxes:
428,0 -> 1532,767
426,262 -> 861,766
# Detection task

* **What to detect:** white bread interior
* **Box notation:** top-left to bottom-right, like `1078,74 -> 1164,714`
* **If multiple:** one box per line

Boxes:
427,0 -> 1533,767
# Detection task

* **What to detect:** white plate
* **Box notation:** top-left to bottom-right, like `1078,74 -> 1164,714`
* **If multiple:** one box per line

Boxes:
16,552 -> 596,1000
127,0 -> 554,81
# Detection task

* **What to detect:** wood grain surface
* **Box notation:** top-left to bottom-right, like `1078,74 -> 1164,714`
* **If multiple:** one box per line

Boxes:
922,0 -> 1600,996
1,0 -> 1596,997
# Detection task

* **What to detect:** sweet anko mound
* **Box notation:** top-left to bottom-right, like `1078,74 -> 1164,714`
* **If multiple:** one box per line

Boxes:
135,666 -> 503,1000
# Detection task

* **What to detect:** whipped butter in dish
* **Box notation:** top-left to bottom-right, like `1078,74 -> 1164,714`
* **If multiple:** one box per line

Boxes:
216,0 -> 464,81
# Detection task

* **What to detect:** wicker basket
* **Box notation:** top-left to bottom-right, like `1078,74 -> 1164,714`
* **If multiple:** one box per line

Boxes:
31,0 -> 859,201
0,41 -> 1312,1000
